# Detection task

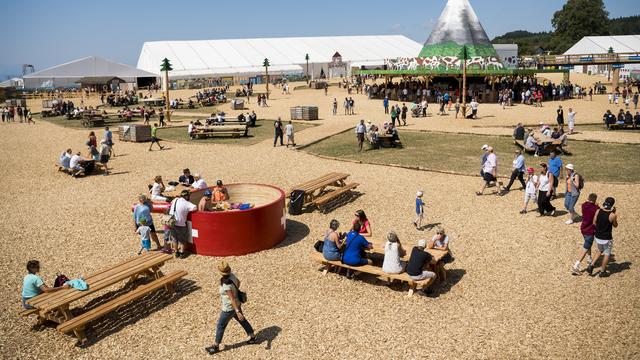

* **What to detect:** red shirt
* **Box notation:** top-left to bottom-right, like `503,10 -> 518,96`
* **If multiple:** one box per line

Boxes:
580,202 -> 600,236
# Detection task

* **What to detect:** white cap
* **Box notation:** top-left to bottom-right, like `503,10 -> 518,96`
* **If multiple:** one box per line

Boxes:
481,144 -> 489,150
417,191 -> 424,197
417,239 -> 427,248
565,164 -> 574,171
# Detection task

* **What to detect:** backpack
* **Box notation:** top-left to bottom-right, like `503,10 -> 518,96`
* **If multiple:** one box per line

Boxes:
54,274 -> 70,288
577,173 -> 585,190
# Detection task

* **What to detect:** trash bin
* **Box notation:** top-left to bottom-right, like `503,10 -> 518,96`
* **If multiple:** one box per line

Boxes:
288,190 -> 305,215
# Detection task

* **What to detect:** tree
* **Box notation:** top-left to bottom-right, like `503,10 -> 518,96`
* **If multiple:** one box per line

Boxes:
263,58 -> 270,99
160,58 -> 173,122
550,0 -> 609,54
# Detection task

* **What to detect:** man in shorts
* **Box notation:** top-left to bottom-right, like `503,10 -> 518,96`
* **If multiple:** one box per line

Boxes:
476,147 -> 503,195
571,193 -> 599,275
587,197 -> 618,277
169,190 -> 197,259
148,123 -> 165,151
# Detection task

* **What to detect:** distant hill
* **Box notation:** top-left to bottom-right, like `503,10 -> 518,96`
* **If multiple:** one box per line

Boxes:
609,15 -> 640,35
492,15 -> 640,55
492,31 -> 553,55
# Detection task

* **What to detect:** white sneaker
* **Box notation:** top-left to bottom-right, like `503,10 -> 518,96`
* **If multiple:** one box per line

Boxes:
565,219 -> 574,225
571,264 -> 581,275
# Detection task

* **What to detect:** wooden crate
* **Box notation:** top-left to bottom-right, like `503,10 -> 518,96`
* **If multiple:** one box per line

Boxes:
290,106 -> 319,120
119,124 -> 151,142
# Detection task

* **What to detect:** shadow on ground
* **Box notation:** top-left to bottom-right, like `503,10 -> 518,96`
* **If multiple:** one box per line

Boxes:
66,278 -> 200,347
276,219 -> 310,248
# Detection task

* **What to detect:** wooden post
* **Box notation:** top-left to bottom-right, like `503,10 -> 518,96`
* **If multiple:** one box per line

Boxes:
461,48 -> 468,118
164,69 -> 171,123
612,68 -> 620,89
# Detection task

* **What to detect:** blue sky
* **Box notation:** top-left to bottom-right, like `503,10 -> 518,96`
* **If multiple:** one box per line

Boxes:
0,0 -> 637,78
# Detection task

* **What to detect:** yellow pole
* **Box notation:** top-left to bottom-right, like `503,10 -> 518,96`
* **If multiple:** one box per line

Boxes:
164,69 -> 170,122
265,66 -> 270,99
462,55 -> 467,118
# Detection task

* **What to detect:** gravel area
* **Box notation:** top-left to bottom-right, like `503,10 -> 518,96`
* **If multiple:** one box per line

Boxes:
1,79 -> 639,359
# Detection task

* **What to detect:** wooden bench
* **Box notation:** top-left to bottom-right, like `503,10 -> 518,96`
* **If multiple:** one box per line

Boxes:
312,182 -> 359,213
193,125 -> 248,138
57,270 -> 187,344
514,140 -> 536,154
313,253 -> 434,297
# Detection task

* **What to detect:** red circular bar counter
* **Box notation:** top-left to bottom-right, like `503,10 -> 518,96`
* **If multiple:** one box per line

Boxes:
148,184 -> 286,256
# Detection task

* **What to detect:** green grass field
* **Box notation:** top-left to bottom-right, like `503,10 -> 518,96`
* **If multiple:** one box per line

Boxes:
303,130 -> 640,183
157,120 -> 315,146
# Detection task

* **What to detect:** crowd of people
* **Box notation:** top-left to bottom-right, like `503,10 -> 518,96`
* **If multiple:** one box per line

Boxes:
1,105 -> 34,123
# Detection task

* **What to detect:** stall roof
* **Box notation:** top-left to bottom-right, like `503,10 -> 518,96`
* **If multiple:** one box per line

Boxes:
24,56 -> 158,82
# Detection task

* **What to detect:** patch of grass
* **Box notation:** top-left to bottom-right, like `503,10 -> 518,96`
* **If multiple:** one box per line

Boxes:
40,115 -> 194,129
303,130 -> 640,183
157,120 -> 315,146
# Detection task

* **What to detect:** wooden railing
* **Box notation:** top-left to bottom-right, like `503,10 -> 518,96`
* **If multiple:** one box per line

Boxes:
534,52 -> 640,66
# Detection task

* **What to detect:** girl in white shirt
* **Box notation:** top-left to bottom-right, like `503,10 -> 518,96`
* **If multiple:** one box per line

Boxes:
536,164 -> 556,216
150,175 -> 167,201
521,167 -> 538,214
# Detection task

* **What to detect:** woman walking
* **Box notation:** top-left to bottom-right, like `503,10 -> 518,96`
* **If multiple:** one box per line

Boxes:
537,163 -> 556,216
206,261 -> 256,354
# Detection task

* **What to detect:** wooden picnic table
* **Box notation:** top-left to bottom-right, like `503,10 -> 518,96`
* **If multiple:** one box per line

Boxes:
25,252 -> 182,344
162,183 -> 191,198
288,172 -> 359,213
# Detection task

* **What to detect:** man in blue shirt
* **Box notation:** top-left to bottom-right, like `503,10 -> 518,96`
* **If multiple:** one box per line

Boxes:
502,149 -> 526,194
548,151 -> 563,195
383,97 -> 389,114
342,222 -> 373,274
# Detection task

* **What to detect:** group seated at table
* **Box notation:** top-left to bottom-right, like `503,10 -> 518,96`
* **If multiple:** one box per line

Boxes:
194,88 -> 228,105
604,109 -> 640,130
106,92 -> 138,107
410,99 -> 429,117
57,149 -> 97,177
320,217 -> 451,295
365,121 -> 402,149
521,124 -> 568,156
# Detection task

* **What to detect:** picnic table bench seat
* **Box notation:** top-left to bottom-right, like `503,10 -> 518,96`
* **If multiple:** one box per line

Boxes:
514,140 -> 536,154
57,270 -> 187,345
313,253 -> 434,297
312,182 -> 359,213
193,125 -> 248,138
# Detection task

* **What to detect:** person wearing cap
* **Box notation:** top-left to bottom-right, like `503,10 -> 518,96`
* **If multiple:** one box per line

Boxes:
169,189 -> 197,258
212,180 -> 229,202
133,194 -> 161,250
477,146 -> 503,196
572,193 -> 599,275
198,190 -> 213,212
520,167 -> 538,214
501,149 -> 526,194
414,190 -> 425,229
178,168 -> 194,186
191,173 -> 208,190
564,164 -> 582,224
479,144 -> 489,178
382,231 -> 405,274
587,197 -> 619,277
536,163 -> 556,216
206,261 -> 256,354
406,239 -> 437,295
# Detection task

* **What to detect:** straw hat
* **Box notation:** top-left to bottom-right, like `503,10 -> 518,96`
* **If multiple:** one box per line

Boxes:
217,261 -> 231,275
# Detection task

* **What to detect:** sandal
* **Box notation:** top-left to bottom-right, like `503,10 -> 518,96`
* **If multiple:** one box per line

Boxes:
247,337 -> 257,345
475,192 -> 482,196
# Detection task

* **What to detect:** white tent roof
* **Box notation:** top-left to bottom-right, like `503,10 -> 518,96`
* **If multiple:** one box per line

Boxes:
137,35 -> 422,79
564,35 -> 640,55
24,56 -> 158,81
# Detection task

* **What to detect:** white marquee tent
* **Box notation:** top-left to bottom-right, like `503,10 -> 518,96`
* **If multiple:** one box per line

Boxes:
564,35 -> 640,55
23,56 -> 159,89
136,35 -> 423,81
564,35 -> 640,77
